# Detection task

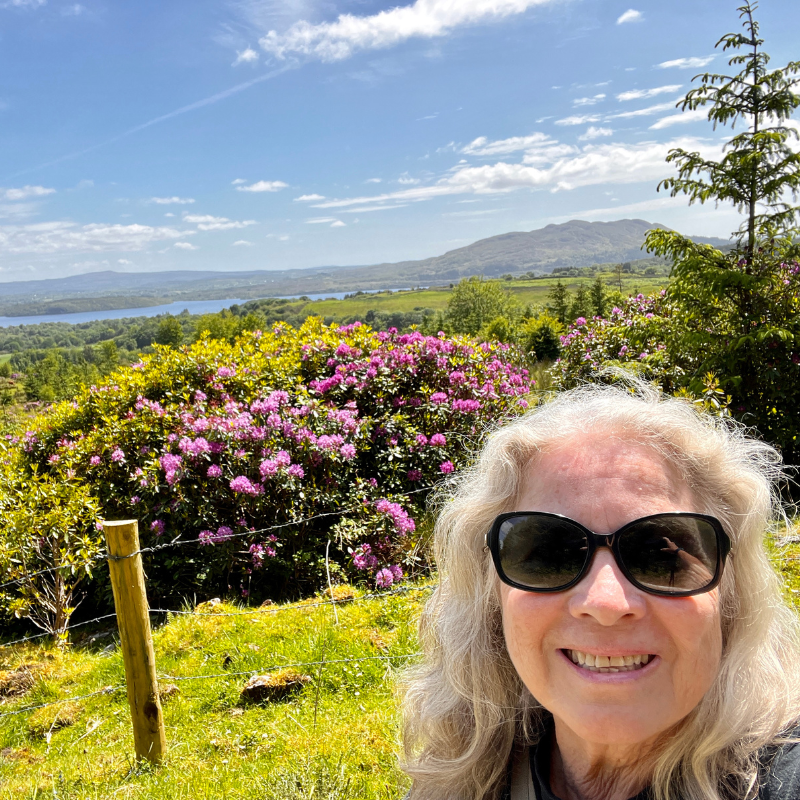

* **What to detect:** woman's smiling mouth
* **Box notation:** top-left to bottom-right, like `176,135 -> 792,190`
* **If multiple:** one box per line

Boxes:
562,649 -> 655,673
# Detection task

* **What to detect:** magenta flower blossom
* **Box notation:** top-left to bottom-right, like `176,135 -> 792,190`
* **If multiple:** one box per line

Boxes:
111,448 -> 125,463
150,520 -> 165,536
429,392 -> 448,404
389,564 -> 403,581
452,399 -> 481,413
230,475 -> 263,495
440,461 -> 455,474
207,464 -> 222,478
340,443 -> 356,459
216,366 -> 236,378
375,568 -> 394,588
407,469 -> 422,482
287,463 -> 305,479
415,434 -> 428,447
430,433 -> 446,447
89,455 -> 101,466
575,317 -> 587,326
259,459 -> 279,478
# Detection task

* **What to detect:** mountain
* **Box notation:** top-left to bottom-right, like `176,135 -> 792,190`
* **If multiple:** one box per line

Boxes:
0,219 -> 731,314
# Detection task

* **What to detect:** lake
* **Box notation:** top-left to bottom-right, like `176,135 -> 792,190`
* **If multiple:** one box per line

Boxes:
0,291 -> 369,329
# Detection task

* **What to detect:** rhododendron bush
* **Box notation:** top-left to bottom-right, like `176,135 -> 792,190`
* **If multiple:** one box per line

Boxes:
2,318 -> 531,611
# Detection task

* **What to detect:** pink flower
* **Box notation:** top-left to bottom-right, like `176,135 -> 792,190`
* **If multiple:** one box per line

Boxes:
230,475 -> 263,495
430,433 -> 446,447
111,448 -> 125,463
259,459 -> 278,478
575,317 -> 587,326
440,461 -> 455,474
216,366 -> 236,378
287,464 -> 305,479
415,434 -> 428,447
429,392 -> 448,404
375,568 -> 394,588
407,469 -> 422,481
340,443 -> 356,459
89,455 -> 101,466
150,520 -> 165,536
389,564 -> 403,581
207,464 -> 222,478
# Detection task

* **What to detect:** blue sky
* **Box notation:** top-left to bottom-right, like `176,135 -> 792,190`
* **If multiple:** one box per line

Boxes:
1,0 -> 799,282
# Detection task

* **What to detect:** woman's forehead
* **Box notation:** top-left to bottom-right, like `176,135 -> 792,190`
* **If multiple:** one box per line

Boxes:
518,435 -> 697,525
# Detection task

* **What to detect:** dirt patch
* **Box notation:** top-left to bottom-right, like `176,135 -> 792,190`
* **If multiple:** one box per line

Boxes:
27,701 -> 82,738
0,664 -> 39,698
240,668 -> 311,704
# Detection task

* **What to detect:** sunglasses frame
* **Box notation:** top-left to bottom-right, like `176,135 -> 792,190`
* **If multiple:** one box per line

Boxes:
486,511 -> 732,598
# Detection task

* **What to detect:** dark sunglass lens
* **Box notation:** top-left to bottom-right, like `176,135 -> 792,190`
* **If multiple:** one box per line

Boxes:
618,517 -> 719,593
498,515 -> 589,590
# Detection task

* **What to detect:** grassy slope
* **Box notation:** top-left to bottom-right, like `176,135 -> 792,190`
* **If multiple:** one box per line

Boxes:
0,585 -> 430,799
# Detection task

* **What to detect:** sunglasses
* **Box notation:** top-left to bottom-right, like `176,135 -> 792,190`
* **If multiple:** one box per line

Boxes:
486,511 -> 732,597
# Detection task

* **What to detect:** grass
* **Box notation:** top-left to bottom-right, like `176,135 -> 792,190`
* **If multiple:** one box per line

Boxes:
299,272 -> 670,320
0,583 -> 432,799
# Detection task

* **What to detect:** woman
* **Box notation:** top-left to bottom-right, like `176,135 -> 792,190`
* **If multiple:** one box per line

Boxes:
402,382 -> 800,800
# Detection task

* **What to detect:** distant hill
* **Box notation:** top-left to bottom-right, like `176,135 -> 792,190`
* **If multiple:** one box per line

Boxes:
0,219 -> 731,315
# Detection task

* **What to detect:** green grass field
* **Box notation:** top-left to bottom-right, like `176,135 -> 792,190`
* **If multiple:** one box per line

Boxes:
0,584 -> 430,799
298,272 -> 670,321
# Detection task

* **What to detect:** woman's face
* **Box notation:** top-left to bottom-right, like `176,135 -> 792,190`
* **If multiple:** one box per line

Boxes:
500,435 -> 723,748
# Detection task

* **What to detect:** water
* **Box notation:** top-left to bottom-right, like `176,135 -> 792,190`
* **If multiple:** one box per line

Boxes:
0,290 -> 375,329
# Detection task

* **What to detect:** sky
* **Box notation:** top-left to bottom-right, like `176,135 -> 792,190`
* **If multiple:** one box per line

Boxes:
1,0 -> 799,283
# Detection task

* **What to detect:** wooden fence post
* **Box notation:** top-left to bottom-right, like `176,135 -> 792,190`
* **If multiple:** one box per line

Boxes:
103,519 -> 166,764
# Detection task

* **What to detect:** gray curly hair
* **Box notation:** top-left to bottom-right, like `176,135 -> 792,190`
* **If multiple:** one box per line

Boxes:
401,381 -> 800,800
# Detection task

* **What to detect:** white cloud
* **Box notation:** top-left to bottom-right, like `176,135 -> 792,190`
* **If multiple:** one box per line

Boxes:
2,185 -> 56,201
234,47 -> 259,66
236,180 -> 288,192
649,107 -> 707,130
616,85 -> 682,102
61,3 -> 85,15
463,133 -> 550,156
174,242 -> 198,250
149,196 -> 195,205
0,203 -> 40,220
118,258 -> 133,264
311,136 -> 723,208
606,100 -> 677,120
656,56 -> 714,70
578,126 -> 613,141
330,220 -> 346,228
397,175 -> 421,185
340,204 -> 409,213
0,222 -> 188,254
1,0 -> 46,7
259,0 -> 557,62
306,217 -> 337,224
231,178 -> 248,185
555,114 -> 601,126
266,233 -> 290,241
548,194 -> 690,221
366,178 -> 382,183
573,94 -> 606,107
164,212 -> 175,218
294,193 -> 326,201
183,214 -> 257,231
233,239 -> 254,246
616,9 -> 642,24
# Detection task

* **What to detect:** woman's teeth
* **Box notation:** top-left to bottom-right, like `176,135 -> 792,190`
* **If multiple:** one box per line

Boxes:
565,649 -> 652,673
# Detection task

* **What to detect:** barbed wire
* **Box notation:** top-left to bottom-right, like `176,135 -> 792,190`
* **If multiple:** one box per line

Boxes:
161,652 -> 420,683
0,484 -> 436,593
0,685 -> 122,720
0,584 -> 434,649
0,613 -> 119,650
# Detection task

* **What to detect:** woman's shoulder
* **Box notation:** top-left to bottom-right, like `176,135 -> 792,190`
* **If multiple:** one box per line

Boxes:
757,726 -> 800,799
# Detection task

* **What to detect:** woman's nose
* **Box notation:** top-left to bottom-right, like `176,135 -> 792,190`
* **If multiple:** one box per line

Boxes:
567,548 -> 646,625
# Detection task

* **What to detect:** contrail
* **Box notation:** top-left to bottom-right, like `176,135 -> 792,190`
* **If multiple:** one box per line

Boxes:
6,63 -> 296,180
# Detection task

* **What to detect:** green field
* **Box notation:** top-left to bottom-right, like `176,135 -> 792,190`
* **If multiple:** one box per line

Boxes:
0,584 -> 428,800
300,271 -> 670,321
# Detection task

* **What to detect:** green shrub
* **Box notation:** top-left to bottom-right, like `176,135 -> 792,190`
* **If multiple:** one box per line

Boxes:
2,319 -> 532,617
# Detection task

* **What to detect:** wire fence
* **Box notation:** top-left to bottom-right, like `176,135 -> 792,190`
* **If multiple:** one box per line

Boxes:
0,484 -> 436,594
0,582 -> 434,723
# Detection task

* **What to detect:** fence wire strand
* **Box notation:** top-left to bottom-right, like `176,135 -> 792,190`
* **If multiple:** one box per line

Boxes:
0,485 -> 435,593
